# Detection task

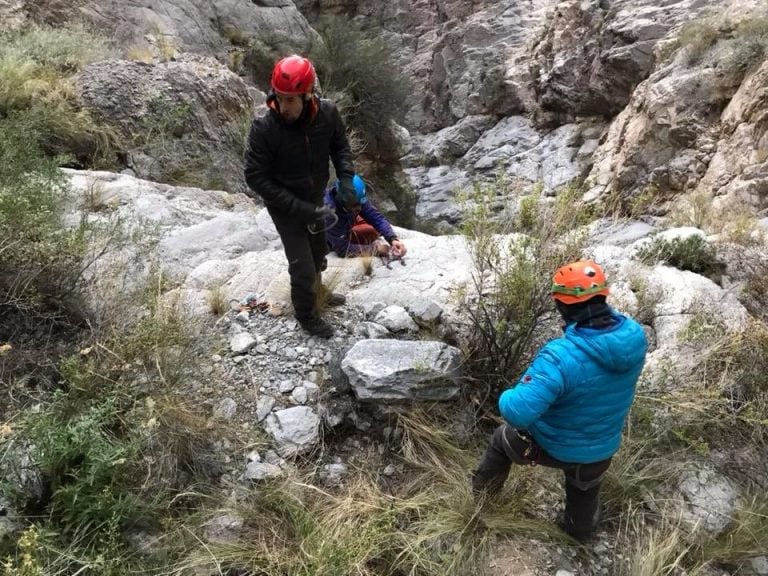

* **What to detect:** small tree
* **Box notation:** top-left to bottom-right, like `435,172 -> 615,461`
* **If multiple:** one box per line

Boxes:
310,17 -> 410,163
459,179 -> 591,396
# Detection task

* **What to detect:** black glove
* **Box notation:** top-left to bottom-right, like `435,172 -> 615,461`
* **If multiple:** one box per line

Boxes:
313,204 -> 335,225
293,199 -> 319,223
337,175 -> 359,212
307,204 -> 336,234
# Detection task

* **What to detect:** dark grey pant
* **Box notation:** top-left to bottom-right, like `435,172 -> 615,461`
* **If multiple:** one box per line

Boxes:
473,424 -> 612,537
267,207 -> 328,321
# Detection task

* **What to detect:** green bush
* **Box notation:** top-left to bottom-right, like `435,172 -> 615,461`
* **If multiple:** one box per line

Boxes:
0,118 -> 87,313
3,334 -> 224,571
24,395 -> 142,532
243,37 -> 279,89
0,26 -> 119,168
459,179 -> 590,391
673,14 -> 768,74
677,20 -> 721,65
720,16 -> 768,75
310,17 -> 410,162
1,24 -> 113,73
636,234 -> 722,279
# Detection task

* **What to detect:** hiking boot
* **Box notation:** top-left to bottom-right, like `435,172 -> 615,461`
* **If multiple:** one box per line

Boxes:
298,316 -> 334,339
558,508 -> 600,542
470,468 -> 506,501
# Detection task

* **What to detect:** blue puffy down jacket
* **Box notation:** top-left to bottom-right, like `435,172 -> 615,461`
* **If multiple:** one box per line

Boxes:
498,311 -> 648,463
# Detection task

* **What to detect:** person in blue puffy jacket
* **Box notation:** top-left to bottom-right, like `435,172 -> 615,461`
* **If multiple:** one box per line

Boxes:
323,175 -> 408,258
472,260 -> 648,540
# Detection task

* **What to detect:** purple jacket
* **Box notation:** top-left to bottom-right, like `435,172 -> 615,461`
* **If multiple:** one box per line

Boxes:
323,187 -> 398,257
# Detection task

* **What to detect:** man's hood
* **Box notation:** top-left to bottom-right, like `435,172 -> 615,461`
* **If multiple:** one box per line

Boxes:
565,314 -> 647,373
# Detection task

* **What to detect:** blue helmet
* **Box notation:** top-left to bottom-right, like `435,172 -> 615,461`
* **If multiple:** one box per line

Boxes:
336,174 -> 367,204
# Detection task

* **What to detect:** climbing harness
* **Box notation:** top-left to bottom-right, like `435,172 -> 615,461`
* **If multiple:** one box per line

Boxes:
516,429 -> 540,466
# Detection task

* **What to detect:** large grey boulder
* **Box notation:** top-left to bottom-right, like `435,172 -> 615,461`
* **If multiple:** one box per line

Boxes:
588,219 -> 656,247
410,116 -> 603,227
409,115 -> 497,166
533,0 -> 667,116
464,118 -> 604,191
341,339 -> 462,402
631,262 -> 749,390
678,466 -> 739,535
587,66 -> 724,204
76,56 -> 256,193
409,165 -> 472,226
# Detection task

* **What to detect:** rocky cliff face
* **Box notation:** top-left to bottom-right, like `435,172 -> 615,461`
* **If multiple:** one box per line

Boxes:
293,0 -> 768,227
19,0 -> 316,59
13,0 -> 766,229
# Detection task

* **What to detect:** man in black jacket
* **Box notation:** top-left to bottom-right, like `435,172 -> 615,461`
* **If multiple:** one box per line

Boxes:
244,55 -> 357,338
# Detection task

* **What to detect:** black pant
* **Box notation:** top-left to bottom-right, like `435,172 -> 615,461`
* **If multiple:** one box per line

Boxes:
473,424 -> 612,536
267,207 -> 328,320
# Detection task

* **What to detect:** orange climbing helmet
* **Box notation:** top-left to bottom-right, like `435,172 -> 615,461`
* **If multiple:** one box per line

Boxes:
271,55 -> 316,95
551,260 -> 609,304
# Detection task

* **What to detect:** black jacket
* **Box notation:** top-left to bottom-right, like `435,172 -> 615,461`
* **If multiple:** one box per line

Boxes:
244,96 -> 354,221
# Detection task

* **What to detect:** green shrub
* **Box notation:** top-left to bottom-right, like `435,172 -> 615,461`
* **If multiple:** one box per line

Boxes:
636,234 -> 723,280
720,16 -> 768,75
243,37 -> 278,89
677,20 -> 721,64
1,25 -> 113,73
0,118 -> 86,313
23,395 -> 143,532
459,179 -> 590,390
0,26 -> 119,168
678,310 -> 726,345
310,17 -> 410,162
673,14 -> 768,74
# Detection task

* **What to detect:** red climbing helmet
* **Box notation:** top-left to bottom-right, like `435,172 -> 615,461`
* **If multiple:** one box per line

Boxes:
271,55 -> 316,95
551,260 -> 609,304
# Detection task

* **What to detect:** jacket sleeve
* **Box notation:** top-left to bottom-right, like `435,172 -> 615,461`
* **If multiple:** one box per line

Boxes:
326,101 -> 355,180
360,203 -> 397,243
243,116 -> 314,219
498,346 -> 564,429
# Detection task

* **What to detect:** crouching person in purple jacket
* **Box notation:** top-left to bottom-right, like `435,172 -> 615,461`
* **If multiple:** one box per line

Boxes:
472,260 -> 648,541
323,175 -> 408,259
